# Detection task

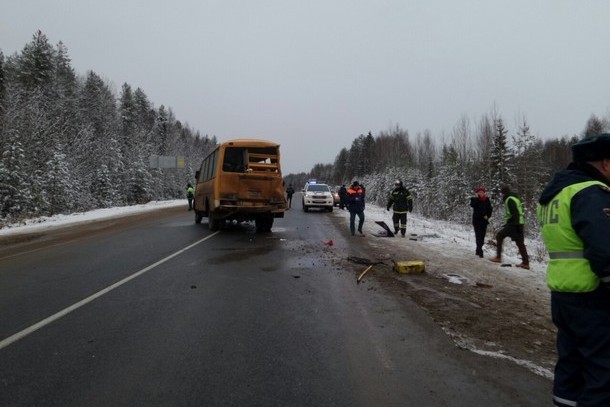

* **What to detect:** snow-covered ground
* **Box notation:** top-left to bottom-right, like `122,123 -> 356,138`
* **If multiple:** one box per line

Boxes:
0,200 -> 185,236
335,203 -> 548,280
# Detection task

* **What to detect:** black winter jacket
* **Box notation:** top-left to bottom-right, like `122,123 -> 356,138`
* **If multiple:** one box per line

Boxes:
387,186 -> 413,212
470,197 -> 492,225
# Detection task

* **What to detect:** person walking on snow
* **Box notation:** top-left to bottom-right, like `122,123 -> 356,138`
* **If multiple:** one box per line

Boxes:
386,180 -> 413,237
538,134 -> 610,407
346,181 -> 365,236
470,186 -> 493,257
489,185 -> 529,269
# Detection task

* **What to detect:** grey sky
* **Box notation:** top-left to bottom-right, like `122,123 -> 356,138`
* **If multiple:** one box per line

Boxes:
2,0 -> 610,174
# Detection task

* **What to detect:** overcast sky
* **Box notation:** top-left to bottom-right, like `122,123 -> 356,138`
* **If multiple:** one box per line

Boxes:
2,0 -> 610,174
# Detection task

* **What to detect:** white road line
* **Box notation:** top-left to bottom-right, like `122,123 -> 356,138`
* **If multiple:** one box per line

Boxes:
0,231 -> 220,351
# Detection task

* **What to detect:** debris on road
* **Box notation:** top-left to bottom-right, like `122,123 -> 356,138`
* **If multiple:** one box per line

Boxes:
392,260 -> 425,274
374,221 -> 395,237
443,273 -> 468,284
357,264 -> 374,284
347,256 -> 383,265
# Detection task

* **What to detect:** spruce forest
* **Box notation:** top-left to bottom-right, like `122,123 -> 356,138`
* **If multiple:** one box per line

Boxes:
0,31 -> 216,227
2,31 -> 608,236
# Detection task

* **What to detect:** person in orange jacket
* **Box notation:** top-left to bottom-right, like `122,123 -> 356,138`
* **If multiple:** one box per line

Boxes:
346,181 -> 365,236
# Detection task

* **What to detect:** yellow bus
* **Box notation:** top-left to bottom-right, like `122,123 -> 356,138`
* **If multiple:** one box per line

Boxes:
193,139 -> 288,232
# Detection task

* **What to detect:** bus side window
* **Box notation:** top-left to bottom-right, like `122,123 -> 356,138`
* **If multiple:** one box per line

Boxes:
210,150 -> 217,178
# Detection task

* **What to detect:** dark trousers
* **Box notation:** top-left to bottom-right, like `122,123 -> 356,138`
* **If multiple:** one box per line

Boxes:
187,197 -> 193,210
287,195 -> 293,208
496,224 -> 529,264
551,291 -> 610,407
349,210 -> 364,235
392,212 -> 407,236
473,221 -> 488,256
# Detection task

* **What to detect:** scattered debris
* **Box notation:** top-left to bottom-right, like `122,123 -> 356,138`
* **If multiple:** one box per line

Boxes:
392,260 -> 425,274
322,240 -> 334,246
347,256 -> 384,265
374,221 -> 395,237
476,282 -> 493,288
357,265 -> 374,284
443,273 -> 468,284
501,263 -> 512,267
409,233 -> 441,241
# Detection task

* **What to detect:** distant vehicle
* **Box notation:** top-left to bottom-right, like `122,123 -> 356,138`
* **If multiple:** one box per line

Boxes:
331,189 -> 340,206
302,182 -> 333,212
193,139 -> 287,232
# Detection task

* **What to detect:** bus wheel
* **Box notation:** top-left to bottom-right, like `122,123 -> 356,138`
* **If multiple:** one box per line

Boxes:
255,215 -> 274,233
209,211 -> 222,231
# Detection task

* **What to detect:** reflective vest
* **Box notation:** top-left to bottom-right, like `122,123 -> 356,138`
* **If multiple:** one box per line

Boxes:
537,180 -> 604,292
505,195 -> 525,225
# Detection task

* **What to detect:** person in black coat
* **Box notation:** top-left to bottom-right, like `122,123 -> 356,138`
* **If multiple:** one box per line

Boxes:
470,186 -> 493,257
338,184 -> 348,210
285,184 -> 295,208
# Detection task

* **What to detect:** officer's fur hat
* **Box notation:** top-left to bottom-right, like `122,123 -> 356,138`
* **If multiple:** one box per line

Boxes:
572,134 -> 610,162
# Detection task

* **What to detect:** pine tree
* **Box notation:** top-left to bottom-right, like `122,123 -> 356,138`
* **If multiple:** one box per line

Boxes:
16,31 -> 55,94
0,51 -> 5,136
43,144 -> 73,215
0,131 -> 33,222
489,117 -> 514,193
512,118 -> 548,225
331,148 -> 349,184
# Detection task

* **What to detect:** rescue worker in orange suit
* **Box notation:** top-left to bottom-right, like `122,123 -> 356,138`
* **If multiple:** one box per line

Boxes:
346,181 -> 365,236
538,134 -> 610,407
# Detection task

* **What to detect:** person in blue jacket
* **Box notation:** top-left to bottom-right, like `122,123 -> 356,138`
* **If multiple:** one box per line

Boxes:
538,134 -> 610,407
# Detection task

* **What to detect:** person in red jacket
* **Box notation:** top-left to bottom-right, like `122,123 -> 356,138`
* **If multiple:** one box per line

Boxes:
346,181 -> 365,236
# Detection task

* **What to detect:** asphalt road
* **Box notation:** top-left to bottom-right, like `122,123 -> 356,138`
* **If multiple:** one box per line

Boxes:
0,200 -> 551,406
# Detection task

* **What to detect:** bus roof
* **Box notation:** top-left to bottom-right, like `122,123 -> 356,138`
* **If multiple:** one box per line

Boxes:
222,139 -> 280,148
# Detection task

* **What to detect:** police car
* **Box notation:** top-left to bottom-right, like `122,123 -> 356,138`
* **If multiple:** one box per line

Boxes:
302,180 -> 334,212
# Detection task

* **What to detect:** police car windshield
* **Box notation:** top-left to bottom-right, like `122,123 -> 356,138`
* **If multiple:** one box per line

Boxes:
307,184 -> 329,192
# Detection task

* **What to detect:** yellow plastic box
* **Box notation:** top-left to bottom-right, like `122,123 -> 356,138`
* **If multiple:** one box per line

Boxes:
394,260 -> 425,274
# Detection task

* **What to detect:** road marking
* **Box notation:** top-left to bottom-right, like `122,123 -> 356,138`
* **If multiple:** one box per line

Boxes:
0,231 -> 220,351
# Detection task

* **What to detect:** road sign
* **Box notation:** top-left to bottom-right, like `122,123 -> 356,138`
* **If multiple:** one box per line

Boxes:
149,155 -> 185,169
